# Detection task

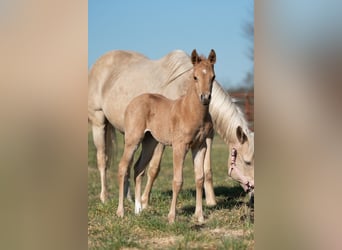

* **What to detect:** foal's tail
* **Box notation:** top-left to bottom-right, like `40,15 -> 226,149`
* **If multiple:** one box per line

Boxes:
105,122 -> 117,170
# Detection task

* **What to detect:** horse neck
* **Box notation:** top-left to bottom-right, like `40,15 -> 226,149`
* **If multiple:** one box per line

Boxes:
209,81 -> 250,144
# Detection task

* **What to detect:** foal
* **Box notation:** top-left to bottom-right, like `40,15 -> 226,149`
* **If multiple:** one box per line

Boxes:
116,49 -> 216,223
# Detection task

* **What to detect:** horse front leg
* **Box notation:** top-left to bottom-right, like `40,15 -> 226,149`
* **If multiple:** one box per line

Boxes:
141,143 -> 165,209
203,137 -> 217,206
168,144 -> 187,223
192,145 -> 206,223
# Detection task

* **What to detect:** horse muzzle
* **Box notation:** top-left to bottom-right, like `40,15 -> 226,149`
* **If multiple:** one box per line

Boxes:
200,93 -> 211,105
242,180 -> 254,193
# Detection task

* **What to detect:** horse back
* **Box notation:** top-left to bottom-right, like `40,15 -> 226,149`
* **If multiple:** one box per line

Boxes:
88,50 -> 147,110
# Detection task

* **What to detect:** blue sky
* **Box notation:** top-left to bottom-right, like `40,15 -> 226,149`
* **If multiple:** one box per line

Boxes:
89,0 -> 254,89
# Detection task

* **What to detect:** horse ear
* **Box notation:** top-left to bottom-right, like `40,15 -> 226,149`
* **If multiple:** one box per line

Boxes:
208,49 -> 216,64
236,126 -> 248,144
191,49 -> 199,65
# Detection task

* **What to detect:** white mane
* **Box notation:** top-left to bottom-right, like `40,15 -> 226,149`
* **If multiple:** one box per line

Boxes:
209,81 -> 250,144
159,50 -> 193,86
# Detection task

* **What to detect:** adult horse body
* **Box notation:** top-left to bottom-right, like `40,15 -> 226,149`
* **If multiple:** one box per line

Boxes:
88,49 -> 254,206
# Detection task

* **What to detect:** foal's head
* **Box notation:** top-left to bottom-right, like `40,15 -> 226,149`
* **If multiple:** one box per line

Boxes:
191,49 -> 216,105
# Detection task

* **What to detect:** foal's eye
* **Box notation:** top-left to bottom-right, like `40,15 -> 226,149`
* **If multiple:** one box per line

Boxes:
194,76 -> 198,81
244,161 -> 251,166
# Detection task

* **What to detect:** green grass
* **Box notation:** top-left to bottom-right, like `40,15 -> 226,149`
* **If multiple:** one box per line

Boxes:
88,129 -> 254,249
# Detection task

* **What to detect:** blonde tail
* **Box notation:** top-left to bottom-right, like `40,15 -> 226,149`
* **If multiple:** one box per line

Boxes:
105,122 -> 115,170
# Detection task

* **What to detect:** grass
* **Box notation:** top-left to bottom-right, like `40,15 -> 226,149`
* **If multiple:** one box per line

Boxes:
88,129 -> 254,249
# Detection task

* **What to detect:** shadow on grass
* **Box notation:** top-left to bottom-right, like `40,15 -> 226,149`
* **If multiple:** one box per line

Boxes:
213,185 -> 254,222
159,185 -> 254,220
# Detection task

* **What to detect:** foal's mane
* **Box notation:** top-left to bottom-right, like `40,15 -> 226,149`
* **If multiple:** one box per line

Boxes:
209,82 -> 250,144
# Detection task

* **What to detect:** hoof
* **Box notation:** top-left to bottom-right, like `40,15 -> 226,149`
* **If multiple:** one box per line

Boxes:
116,210 -> 124,218
197,215 -> 204,224
141,202 -> 148,210
168,214 -> 175,224
194,212 -> 205,223
206,199 -> 217,207
141,197 -> 149,209
126,195 -> 133,203
135,201 -> 142,214
100,192 -> 108,203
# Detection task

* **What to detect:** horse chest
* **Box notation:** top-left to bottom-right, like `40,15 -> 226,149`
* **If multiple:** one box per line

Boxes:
172,119 -> 212,148
191,122 -> 212,146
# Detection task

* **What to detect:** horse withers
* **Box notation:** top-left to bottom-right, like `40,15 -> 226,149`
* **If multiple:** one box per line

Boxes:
116,49 -> 216,223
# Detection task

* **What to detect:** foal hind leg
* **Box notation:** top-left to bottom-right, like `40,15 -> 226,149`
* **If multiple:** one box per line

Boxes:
91,111 -> 109,203
141,143 -> 165,209
116,136 -> 141,218
124,162 -> 133,202
168,144 -> 187,223
203,137 -> 217,206
133,133 -> 158,214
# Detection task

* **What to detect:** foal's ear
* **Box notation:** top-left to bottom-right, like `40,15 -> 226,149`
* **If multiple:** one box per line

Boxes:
208,49 -> 216,64
236,126 -> 248,144
191,49 -> 200,65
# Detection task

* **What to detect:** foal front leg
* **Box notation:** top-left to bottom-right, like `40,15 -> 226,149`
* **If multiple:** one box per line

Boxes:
168,144 -> 187,223
192,146 -> 206,223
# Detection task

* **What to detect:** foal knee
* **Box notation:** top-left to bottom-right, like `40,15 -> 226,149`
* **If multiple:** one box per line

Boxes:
172,180 -> 183,191
118,166 -> 128,182
148,163 -> 160,178
196,176 -> 204,189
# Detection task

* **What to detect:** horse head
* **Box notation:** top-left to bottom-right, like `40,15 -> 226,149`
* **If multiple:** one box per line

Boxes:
229,126 -> 254,193
191,49 -> 216,106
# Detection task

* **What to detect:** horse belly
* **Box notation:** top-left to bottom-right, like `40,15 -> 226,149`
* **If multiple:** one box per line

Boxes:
147,123 -> 172,146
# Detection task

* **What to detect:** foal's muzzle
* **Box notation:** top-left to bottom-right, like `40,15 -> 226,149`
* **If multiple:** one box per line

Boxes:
200,93 -> 211,105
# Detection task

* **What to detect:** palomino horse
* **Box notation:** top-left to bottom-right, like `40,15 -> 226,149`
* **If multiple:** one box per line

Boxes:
88,49 -> 254,207
117,49 -> 216,223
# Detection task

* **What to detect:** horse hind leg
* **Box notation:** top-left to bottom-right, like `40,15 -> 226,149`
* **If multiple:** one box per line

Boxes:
141,142 -> 165,209
133,133 -> 158,214
91,111 -> 110,203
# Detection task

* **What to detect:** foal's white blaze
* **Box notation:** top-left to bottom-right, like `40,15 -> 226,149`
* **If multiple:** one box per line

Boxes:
202,69 -> 207,74
135,201 -> 142,214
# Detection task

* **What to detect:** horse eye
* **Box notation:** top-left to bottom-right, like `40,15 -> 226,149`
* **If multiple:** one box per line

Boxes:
194,76 -> 198,81
212,75 -> 215,81
245,161 -> 251,166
